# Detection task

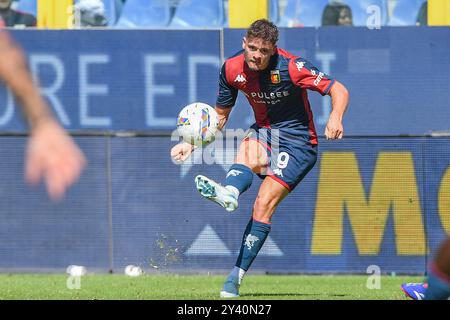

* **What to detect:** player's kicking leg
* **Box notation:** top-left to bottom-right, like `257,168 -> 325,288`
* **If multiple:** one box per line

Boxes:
195,138 -> 268,213
220,177 -> 289,298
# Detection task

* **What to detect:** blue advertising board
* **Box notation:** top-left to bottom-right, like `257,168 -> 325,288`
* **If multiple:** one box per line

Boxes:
0,137 -> 110,270
0,135 -> 448,274
4,30 -> 221,131
0,27 -> 448,135
110,136 -> 447,274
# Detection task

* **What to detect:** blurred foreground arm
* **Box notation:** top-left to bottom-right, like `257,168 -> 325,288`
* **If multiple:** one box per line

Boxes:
0,31 -> 86,201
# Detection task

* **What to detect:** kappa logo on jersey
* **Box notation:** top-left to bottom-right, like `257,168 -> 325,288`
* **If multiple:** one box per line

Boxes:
273,168 -> 284,177
296,61 -> 305,72
245,234 -> 259,250
234,74 -> 246,83
226,170 -> 243,178
270,70 -> 281,84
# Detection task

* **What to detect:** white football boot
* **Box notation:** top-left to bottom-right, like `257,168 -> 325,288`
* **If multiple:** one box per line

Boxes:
220,277 -> 240,298
195,175 -> 238,212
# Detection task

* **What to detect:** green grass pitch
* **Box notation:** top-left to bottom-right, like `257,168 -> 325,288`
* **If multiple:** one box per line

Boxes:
0,274 -> 424,300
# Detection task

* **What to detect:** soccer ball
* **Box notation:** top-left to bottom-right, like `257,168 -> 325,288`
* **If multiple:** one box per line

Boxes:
176,102 -> 219,146
124,265 -> 143,277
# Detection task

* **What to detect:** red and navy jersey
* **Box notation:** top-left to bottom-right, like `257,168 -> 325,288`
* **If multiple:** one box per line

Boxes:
216,48 -> 335,145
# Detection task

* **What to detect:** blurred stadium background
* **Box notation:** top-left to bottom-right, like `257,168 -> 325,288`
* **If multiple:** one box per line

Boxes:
0,0 -> 449,283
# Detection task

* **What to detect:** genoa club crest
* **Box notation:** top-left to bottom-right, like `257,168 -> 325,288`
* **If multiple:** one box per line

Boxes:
270,70 -> 281,84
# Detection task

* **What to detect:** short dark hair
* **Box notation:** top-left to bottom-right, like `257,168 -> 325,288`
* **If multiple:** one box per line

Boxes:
246,19 -> 279,45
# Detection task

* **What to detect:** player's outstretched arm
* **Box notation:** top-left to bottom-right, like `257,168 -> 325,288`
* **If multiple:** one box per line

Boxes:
171,106 -> 232,163
0,31 -> 86,201
325,80 -> 349,140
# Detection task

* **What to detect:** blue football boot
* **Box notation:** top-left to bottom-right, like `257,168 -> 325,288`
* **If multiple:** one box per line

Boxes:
401,282 -> 427,300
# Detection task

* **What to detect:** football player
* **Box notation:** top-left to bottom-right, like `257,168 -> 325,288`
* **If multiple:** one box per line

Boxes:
171,19 -> 349,297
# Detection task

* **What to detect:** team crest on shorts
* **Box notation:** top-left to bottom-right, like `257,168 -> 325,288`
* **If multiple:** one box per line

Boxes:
270,70 -> 281,84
